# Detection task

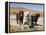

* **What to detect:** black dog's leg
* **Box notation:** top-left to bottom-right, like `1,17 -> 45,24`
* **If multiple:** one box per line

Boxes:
29,21 -> 34,28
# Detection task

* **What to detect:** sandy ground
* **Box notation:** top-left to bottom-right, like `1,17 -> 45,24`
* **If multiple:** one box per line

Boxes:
9,15 -> 44,32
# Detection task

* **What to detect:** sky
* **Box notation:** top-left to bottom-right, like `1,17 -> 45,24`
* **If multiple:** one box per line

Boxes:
10,3 -> 44,12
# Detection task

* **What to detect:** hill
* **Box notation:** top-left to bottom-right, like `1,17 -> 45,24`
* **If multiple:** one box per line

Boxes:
10,7 -> 43,16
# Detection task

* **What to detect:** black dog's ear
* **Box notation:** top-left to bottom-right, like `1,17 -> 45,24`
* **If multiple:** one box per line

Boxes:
36,13 -> 40,17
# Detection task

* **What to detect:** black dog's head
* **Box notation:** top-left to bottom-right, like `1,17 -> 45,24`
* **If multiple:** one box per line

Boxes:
36,13 -> 40,18
31,13 -> 40,22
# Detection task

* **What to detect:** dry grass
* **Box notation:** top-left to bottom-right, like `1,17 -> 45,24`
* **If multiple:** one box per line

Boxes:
9,25 -> 16,33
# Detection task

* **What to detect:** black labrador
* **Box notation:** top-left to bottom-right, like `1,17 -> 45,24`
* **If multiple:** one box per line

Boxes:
29,13 -> 40,28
